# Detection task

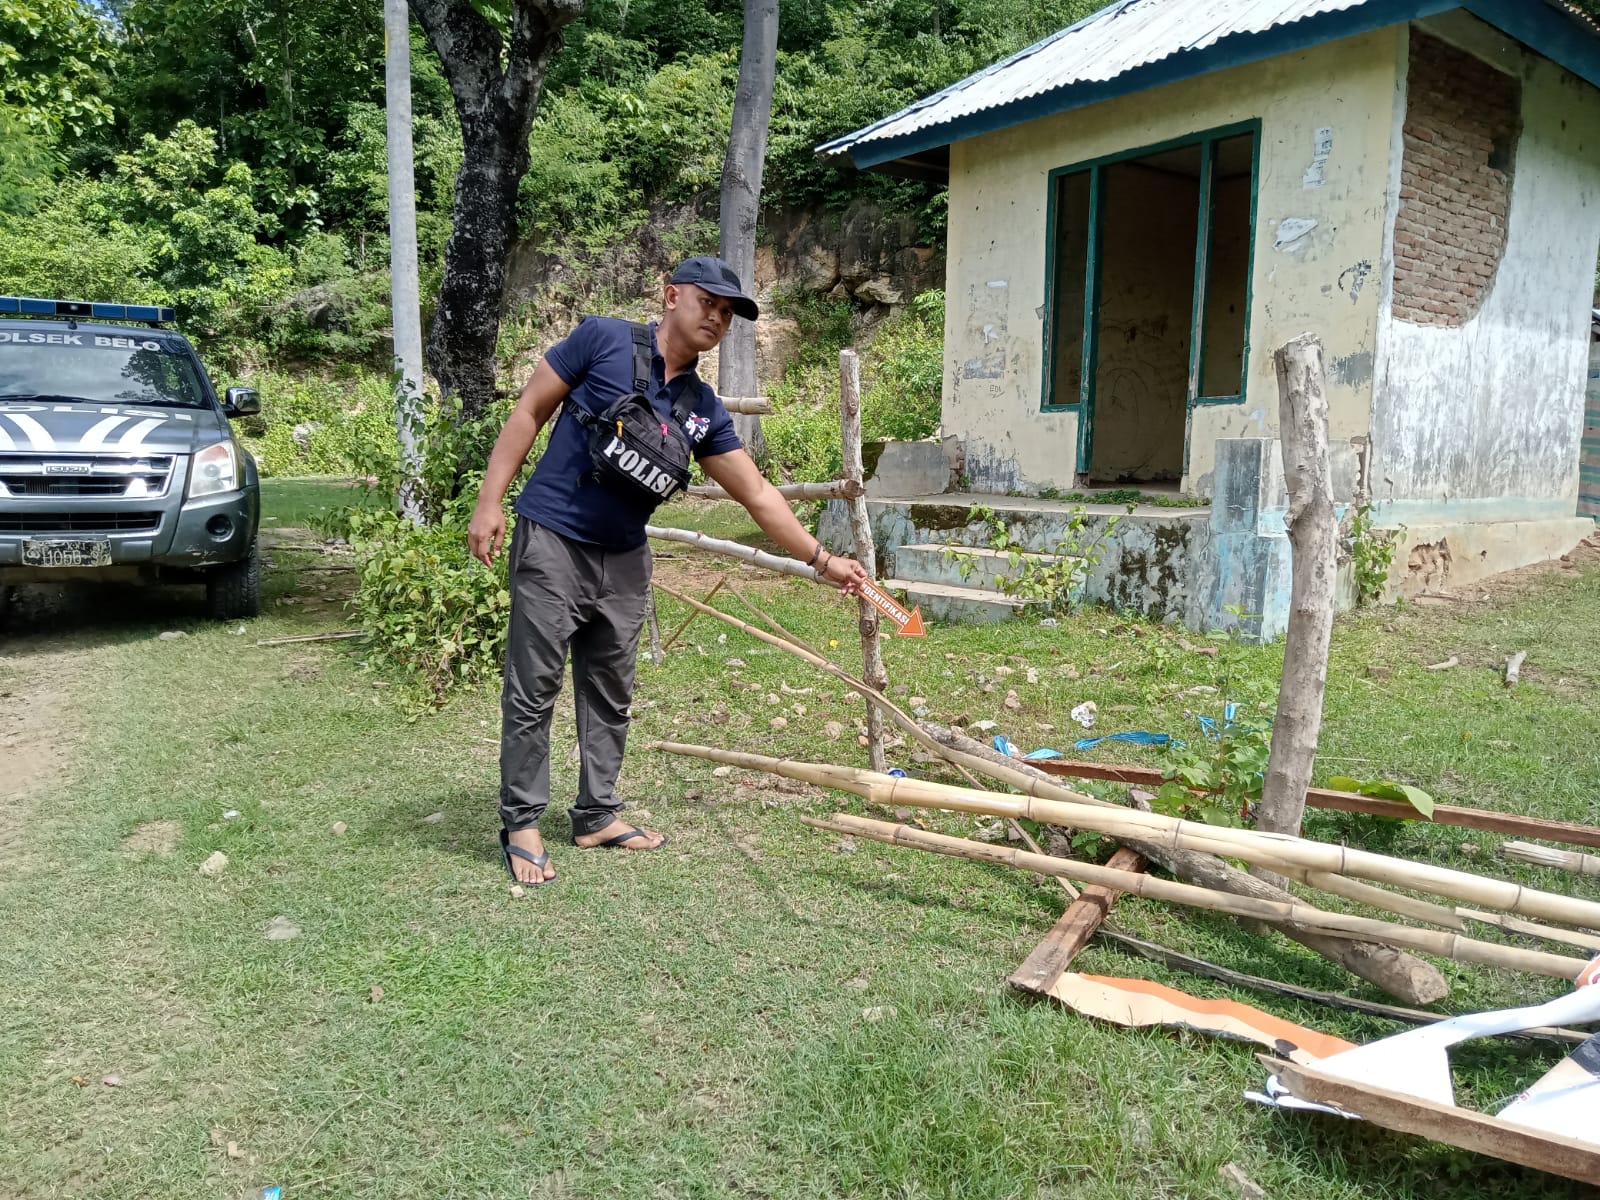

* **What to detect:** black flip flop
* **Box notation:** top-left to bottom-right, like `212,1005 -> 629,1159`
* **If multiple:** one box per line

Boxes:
573,822 -> 670,851
500,828 -> 554,884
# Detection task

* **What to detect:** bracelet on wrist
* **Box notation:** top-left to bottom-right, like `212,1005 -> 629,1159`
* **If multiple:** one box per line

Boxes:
805,544 -> 823,568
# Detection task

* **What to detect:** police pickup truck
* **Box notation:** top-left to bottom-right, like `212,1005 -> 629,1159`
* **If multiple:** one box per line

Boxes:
0,296 -> 262,622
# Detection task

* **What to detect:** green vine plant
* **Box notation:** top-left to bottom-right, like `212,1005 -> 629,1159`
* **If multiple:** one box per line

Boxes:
940,503 -> 1124,614
1153,703 -> 1272,828
1348,502 -> 1403,607
1327,775 -> 1436,819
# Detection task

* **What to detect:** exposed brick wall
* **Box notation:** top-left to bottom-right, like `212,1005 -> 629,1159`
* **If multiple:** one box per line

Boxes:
1392,32 -> 1520,326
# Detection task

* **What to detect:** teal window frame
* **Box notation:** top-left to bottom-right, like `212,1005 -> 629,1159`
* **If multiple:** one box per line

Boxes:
1039,120 -> 1262,470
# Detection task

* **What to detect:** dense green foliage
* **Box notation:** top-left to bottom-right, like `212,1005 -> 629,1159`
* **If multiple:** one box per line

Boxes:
0,0 -> 1101,358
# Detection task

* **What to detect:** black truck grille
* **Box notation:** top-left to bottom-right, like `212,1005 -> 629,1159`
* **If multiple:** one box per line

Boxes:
0,511 -> 162,533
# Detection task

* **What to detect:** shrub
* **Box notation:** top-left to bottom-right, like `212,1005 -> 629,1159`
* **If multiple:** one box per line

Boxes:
239,372 -> 398,479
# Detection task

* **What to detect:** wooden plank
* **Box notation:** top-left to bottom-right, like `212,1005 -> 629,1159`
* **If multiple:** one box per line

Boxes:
1008,847 -> 1148,995
718,396 -> 772,415
1029,759 -> 1600,849
1262,1056 -> 1600,1186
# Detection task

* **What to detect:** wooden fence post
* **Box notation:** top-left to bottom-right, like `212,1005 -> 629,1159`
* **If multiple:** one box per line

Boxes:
1260,333 -> 1338,839
840,348 -> 887,772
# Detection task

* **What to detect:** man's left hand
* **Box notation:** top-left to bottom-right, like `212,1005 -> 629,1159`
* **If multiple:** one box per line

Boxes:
821,553 -> 870,595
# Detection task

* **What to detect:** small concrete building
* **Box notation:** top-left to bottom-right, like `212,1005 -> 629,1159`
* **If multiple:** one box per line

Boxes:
820,0 -> 1600,636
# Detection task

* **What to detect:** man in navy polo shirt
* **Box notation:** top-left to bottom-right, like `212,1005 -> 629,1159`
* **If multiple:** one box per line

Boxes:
468,256 -> 869,885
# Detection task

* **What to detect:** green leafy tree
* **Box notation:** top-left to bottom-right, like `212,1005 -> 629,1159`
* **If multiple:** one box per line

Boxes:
0,0 -> 114,138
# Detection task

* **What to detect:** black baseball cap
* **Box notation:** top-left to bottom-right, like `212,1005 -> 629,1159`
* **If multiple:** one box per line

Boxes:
670,255 -> 760,321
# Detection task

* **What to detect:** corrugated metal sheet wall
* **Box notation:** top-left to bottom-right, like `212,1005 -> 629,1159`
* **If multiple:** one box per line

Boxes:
1583,334 -> 1600,517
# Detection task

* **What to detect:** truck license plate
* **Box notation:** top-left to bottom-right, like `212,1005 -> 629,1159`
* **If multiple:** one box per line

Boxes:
22,539 -> 112,568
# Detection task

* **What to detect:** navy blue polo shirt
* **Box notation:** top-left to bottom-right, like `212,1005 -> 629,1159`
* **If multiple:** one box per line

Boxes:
514,317 -> 742,550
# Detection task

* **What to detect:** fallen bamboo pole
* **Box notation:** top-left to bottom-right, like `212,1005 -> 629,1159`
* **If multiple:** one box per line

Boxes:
654,742 -> 1600,931
658,576 -> 725,652
645,526 -> 818,581
256,630 -> 367,646
718,396 -> 773,415
649,581 -> 987,793
1027,758 -> 1600,851
1504,841 -> 1600,879
1455,909 -> 1600,953
806,814 -> 1591,980
1256,858 -> 1467,931
687,479 -> 864,502
922,724 -> 1447,1003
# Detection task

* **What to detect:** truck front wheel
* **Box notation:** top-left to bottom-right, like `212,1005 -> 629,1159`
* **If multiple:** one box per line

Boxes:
206,537 -> 261,621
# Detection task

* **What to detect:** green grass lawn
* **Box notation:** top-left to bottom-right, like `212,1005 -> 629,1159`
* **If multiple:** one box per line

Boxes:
1,492 -> 1597,1199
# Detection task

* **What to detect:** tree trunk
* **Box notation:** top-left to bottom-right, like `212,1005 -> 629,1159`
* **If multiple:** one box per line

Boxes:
1260,333 -> 1338,838
384,0 -> 425,522
841,348 -> 886,772
717,0 -> 778,463
408,0 -> 584,425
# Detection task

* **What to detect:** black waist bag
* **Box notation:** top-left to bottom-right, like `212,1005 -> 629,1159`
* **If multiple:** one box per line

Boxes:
566,322 -> 694,507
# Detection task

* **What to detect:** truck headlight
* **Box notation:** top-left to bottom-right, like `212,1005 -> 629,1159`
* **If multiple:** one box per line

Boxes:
189,442 -> 239,498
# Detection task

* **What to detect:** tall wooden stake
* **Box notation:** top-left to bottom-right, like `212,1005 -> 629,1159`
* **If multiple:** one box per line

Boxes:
1260,333 -> 1338,840
840,348 -> 887,772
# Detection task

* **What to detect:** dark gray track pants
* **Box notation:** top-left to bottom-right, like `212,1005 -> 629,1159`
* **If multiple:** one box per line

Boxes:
498,518 -> 651,836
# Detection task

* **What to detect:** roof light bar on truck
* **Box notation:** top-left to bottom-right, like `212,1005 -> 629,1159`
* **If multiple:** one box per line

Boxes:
0,296 -> 175,325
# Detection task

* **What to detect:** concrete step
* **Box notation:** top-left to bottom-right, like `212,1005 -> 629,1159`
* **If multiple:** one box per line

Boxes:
893,542 -> 1084,589
883,577 -> 1038,624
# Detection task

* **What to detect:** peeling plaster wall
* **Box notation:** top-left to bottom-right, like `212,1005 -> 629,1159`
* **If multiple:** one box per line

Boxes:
942,28 -> 1400,496
1370,14 -> 1600,524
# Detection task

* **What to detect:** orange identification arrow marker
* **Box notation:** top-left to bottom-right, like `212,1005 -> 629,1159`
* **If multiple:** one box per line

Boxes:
857,578 -> 927,637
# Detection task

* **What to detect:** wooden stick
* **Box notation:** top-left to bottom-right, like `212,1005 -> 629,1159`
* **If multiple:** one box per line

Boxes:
256,630 -> 367,646
718,396 -> 773,415
1455,908 -> 1600,953
1504,840 -> 1600,879
1262,332 -> 1337,840
644,587 -> 664,667
1095,927 -> 1588,1045
658,576 -> 725,652
646,525 -> 818,581
687,479 -> 864,502
1010,847 -> 1146,994
1027,757 -> 1600,850
1505,650 -> 1527,689
648,582 -> 988,794
655,742 -> 1600,932
840,348 -> 887,774
921,723 -> 1448,1004
808,814 -> 1589,978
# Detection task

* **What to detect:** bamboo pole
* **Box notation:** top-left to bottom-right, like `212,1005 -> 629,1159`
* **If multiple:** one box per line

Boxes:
1255,858 -> 1467,930
687,479 -> 864,502
1024,757 -> 1600,851
256,630 -> 367,646
840,348 -> 887,773
718,396 -> 773,415
1504,841 -> 1600,879
658,576 -> 725,653
646,526 -> 818,581
1455,909 -> 1600,953
648,581 -> 987,793
806,814 -> 1591,980
644,587 -> 664,667
724,583 -> 819,658
652,742 -> 1600,931
920,723 -> 1447,1003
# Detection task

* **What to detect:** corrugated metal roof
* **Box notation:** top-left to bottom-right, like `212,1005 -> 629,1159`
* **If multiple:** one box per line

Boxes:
819,0 -> 1600,171
819,0 -> 1382,163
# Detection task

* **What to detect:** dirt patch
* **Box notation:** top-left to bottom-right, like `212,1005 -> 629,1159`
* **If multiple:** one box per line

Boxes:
1402,532 -> 1600,608
123,820 -> 181,856
0,645 -> 91,869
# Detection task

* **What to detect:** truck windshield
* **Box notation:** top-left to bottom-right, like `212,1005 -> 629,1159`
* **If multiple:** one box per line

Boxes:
0,334 -> 207,408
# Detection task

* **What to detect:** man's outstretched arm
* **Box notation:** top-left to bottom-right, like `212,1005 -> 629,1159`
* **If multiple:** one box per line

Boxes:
699,449 -> 869,594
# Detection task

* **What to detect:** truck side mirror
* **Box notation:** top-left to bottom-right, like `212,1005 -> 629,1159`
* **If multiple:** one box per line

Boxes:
224,386 -> 261,417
